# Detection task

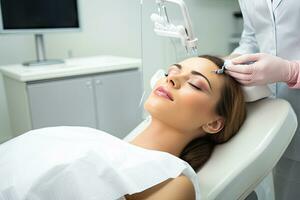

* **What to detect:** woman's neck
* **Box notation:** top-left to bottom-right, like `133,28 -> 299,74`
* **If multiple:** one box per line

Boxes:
130,117 -> 192,157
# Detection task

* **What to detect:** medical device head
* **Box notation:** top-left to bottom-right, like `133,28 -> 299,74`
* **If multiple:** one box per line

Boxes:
151,0 -> 198,56
211,60 -> 232,74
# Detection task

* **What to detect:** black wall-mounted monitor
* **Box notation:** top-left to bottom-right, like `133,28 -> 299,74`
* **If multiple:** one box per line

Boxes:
0,0 -> 81,33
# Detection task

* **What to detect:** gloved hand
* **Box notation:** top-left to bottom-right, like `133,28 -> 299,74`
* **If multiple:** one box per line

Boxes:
225,53 -> 291,85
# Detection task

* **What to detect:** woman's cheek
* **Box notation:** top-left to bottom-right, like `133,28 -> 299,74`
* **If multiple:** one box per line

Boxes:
176,92 -> 211,127
180,91 -> 210,109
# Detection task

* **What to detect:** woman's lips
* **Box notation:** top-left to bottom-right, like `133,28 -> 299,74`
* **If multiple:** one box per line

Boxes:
154,86 -> 174,101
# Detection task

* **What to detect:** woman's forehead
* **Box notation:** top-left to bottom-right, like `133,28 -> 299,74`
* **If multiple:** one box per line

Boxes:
179,57 -> 219,70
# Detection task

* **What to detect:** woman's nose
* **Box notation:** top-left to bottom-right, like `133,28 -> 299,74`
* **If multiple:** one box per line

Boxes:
166,74 -> 182,89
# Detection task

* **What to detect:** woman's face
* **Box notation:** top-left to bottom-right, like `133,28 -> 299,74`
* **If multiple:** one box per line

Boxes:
144,57 -> 225,137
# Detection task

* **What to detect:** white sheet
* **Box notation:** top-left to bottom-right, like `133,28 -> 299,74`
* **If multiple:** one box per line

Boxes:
0,126 -> 201,200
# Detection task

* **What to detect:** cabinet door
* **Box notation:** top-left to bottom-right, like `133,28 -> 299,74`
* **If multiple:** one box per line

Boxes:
27,77 -> 97,129
94,70 -> 143,138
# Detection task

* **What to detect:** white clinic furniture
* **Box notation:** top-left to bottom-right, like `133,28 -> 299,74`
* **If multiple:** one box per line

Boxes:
125,97 -> 297,200
0,56 -> 143,139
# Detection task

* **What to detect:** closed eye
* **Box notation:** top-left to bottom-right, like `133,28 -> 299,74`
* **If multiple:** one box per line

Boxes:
188,83 -> 202,91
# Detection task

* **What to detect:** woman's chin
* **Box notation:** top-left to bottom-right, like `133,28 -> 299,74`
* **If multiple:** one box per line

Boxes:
144,95 -> 172,114
144,96 -> 201,133
144,100 -> 166,121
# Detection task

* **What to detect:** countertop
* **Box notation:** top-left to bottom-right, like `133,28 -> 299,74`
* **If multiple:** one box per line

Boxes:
0,55 -> 142,82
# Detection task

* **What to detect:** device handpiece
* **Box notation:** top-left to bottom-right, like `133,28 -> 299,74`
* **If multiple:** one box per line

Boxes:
211,60 -> 232,74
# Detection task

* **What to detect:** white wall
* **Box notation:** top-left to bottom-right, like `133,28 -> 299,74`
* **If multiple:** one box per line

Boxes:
45,0 -> 141,59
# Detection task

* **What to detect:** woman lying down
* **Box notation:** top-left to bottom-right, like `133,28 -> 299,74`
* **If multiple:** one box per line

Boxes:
0,55 -> 246,200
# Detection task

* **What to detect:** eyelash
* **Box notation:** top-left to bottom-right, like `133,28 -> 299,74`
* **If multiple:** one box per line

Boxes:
189,83 -> 202,90
165,73 -> 202,90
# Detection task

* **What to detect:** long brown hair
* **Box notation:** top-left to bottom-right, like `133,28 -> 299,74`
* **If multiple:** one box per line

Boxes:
179,55 -> 247,171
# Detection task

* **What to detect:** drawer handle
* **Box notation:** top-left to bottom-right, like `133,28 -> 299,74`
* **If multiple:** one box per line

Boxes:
95,80 -> 103,85
86,81 -> 92,88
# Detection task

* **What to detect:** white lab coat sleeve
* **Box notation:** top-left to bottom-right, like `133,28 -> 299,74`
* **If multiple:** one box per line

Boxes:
232,0 -> 260,55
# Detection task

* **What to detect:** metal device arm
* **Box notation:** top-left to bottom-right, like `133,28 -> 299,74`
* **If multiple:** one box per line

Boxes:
152,0 -> 198,54
158,0 -> 195,43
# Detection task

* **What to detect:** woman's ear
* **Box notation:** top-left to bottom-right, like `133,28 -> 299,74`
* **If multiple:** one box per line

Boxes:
202,117 -> 225,134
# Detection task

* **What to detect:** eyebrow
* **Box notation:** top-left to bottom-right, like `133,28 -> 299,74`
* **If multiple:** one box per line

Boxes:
172,63 -> 212,90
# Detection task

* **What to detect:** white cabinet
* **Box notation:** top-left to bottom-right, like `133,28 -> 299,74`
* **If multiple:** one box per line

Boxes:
93,70 -> 143,137
27,76 -> 98,129
1,56 -> 143,138
27,70 -> 142,138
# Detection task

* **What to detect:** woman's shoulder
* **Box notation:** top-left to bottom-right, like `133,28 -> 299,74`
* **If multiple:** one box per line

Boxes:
125,175 -> 195,200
